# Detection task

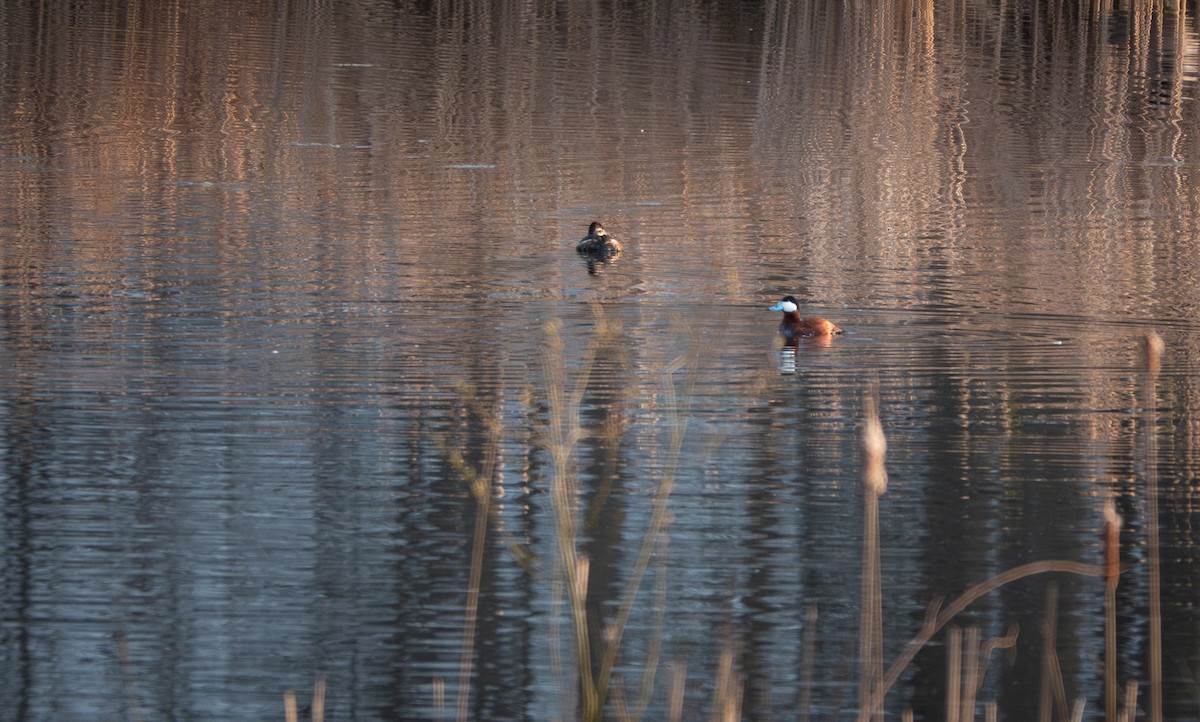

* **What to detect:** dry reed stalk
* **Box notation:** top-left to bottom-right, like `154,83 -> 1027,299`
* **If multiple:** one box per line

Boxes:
548,575 -> 569,714
1142,330 -> 1163,722
960,626 -> 981,722
858,391 -> 887,720
453,399 -> 503,722
632,535 -> 672,720
947,625 -> 1017,721
1120,679 -> 1138,722
312,675 -> 326,722
281,676 -> 324,721
799,604 -> 818,722
667,662 -> 686,722
1070,697 -> 1086,721
946,627 -> 962,722
1104,498 -> 1122,721
594,352 -> 691,708
611,676 -> 631,722
283,690 -> 297,722
852,386 -> 1111,721
708,641 -> 743,722
457,486 -> 492,722
572,556 -> 598,717
857,559 -> 1106,721
1038,585 -> 1068,722
1037,605 -> 1051,722
976,627 -> 1017,702
940,625 -> 988,722
539,308 -> 689,721
541,317 -> 600,719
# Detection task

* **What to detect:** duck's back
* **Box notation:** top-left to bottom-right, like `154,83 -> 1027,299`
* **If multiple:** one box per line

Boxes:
783,316 -> 842,338
577,235 -> 621,255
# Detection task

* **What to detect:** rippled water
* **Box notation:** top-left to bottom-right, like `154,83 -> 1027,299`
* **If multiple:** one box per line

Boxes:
3,2 -> 1200,720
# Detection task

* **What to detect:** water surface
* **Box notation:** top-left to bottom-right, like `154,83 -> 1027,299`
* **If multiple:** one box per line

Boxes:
3,2 -> 1200,720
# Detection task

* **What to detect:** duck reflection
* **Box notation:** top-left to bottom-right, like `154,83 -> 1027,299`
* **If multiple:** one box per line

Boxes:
582,255 -> 616,276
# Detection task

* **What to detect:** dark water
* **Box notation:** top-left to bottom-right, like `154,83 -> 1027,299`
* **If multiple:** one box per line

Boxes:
3,1 -> 1200,720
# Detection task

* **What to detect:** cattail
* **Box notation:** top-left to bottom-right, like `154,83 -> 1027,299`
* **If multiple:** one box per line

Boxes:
1103,499 -> 1121,586
1142,331 -> 1164,376
859,391 -> 886,719
1103,499 -> 1122,722
862,398 -> 888,497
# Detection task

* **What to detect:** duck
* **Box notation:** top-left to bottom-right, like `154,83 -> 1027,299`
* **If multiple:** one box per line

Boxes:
770,295 -> 843,341
576,221 -> 622,256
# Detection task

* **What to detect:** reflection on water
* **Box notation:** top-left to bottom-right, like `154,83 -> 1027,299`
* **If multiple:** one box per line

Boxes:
4,1 -> 1200,720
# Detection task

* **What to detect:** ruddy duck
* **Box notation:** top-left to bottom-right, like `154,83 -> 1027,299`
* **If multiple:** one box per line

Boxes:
576,221 -> 622,256
770,295 -> 843,341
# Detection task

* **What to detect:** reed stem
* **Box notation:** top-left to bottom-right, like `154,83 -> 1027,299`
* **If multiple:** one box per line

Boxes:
1142,331 -> 1164,722
960,626 -> 981,722
455,400 -> 503,721
946,627 -> 961,722
857,391 -> 887,720
799,605 -> 818,722
856,560 -> 1106,720
1103,499 -> 1122,722
538,307 -> 688,721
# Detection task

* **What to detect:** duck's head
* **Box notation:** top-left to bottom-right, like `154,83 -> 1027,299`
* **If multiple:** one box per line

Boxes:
588,221 -> 606,237
769,295 -> 800,314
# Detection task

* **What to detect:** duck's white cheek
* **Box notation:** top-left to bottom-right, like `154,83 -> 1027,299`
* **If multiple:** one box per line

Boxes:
781,302 -> 798,313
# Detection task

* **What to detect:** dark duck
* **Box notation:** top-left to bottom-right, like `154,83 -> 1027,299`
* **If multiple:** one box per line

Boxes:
770,295 -> 843,342
576,221 -> 622,257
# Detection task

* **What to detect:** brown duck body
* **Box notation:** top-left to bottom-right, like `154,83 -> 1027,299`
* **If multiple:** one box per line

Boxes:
576,221 -> 622,255
779,315 -> 843,340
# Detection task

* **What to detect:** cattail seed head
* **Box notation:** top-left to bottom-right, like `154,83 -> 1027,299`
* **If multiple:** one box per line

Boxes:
1142,331 -> 1164,376
862,407 -> 888,497
1103,499 -> 1122,586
